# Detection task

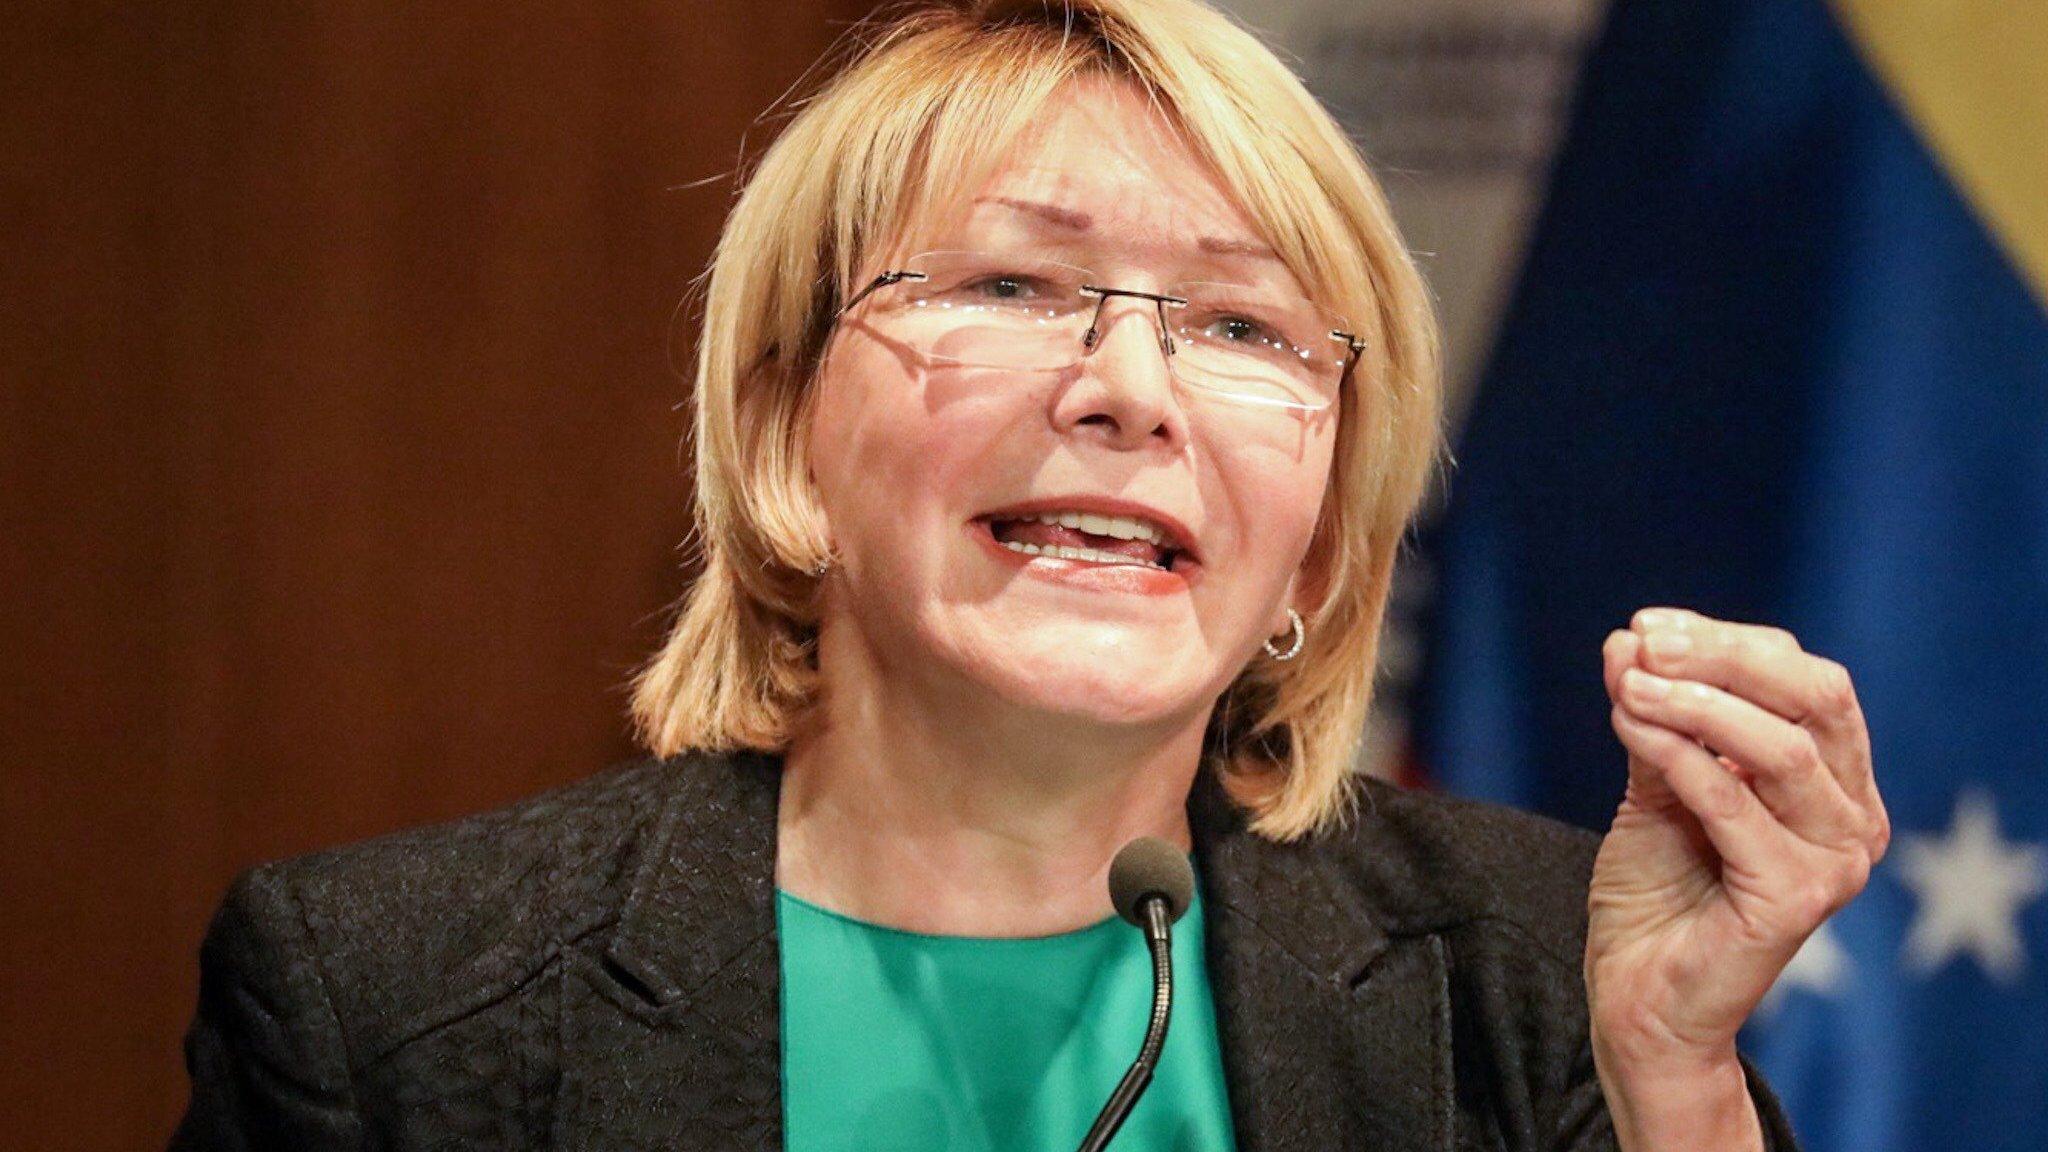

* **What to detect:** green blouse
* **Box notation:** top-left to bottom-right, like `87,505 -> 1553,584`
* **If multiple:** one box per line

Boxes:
777,882 -> 1239,1151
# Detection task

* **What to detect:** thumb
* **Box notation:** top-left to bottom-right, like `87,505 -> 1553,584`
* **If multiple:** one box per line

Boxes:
1601,627 -> 1643,702
1604,628 -> 1681,805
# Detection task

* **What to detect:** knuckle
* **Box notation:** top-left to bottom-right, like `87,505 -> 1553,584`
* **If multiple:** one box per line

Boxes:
1806,859 -> 1868,918
1762,625 -> 1803,653
1675,679 -> 1716,715
1790,877 -> 1840,925
1694,622 -> 1729,659
1813,658 -> 1858,713
1780,730 -> 1826,779
1705,769 -> 1751,821
1840,853 -> 1872,897
1744,623 -> 1794,660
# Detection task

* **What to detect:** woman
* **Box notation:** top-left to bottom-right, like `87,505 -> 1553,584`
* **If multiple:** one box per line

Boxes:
171,1 -> 1889,1149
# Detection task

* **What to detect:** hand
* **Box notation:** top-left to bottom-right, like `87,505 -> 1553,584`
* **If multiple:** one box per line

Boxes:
1585,608 -> 1888,1071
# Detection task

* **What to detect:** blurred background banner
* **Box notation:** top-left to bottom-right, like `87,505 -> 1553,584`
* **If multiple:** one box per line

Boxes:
1217,0 -> 1610,775
1388,0 -> 2048,1148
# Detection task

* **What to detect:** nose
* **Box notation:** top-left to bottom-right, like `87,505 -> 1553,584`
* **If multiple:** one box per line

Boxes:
1050,295 -> 1190,453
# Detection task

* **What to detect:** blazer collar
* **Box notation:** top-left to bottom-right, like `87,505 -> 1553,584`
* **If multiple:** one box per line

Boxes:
1185,765 -> 1392,984
599,754 -> 1397,996
1189,768 -> 1453,1152
553,751 -> 786,1149
603,748 -> 782,1005
568,751 -> 1450,1152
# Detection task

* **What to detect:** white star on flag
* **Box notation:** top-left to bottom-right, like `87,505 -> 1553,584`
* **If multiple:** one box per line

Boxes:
1897,789 -> 2047,983
1759,922 -> 1850,1014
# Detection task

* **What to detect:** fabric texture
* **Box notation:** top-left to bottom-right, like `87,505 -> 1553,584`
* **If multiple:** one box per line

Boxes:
777,884 -> 1236,1150
169,749 -> 1801,1151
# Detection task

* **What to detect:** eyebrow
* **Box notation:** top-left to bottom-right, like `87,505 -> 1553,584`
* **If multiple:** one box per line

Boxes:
975,196 -> 1282,264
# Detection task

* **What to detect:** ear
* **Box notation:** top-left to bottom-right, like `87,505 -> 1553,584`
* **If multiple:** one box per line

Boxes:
1277,512 -> 1344,633
799,477 -> 837,570
1269,574 -> 1302,639
790,377 -> 837,551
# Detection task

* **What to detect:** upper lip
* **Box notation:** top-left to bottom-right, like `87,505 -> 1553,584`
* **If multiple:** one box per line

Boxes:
976,495 -> 1202,564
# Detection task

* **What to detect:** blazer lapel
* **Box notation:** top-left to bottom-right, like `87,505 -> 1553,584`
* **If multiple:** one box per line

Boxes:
555,750 -> 785,1151
550,753 -> 1454,1152
1193,772 -> 1455,1152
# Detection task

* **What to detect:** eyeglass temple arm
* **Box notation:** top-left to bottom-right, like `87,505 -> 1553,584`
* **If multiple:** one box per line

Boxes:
836,269 -> 929,319
1333,331 -> 1365,382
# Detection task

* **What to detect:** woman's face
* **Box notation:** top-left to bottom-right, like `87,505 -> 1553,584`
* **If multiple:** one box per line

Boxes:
808,76 -> 1340,731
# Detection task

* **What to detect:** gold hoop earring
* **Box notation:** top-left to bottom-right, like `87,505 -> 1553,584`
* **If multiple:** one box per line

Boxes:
1264,608 -> 1304,662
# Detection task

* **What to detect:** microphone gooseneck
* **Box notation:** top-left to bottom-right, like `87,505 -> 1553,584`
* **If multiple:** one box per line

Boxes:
1078,838 -> 1195,1152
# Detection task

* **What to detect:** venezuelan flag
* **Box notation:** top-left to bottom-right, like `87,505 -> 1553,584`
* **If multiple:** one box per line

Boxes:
1411,0 -> 2048,1148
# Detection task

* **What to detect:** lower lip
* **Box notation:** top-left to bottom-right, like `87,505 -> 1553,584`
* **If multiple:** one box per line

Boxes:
969,521 -> 1199,596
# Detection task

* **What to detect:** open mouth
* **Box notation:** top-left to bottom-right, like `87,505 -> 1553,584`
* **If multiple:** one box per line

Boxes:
976,509 -> 1195,574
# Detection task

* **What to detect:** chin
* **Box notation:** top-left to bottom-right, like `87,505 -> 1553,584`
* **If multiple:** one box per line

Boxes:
961,637 -> 1215,730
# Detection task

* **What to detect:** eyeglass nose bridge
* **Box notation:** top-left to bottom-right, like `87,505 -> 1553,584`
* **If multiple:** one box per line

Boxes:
1078,284 -> 1189,358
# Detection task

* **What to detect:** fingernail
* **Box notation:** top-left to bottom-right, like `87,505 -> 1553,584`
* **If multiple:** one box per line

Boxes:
1624,668 -> 1672,700
1635,608 -> 1681,631
1644,630 -> 1692,658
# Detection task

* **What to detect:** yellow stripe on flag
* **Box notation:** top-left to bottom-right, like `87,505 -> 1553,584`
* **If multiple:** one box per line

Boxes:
1832,0 -> 2048,309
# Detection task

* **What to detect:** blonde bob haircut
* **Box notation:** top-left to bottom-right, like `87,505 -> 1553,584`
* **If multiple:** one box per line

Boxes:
631,0 -> 1445,841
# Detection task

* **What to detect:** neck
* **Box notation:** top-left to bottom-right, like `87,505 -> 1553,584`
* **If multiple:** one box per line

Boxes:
776,621 -> 1208,937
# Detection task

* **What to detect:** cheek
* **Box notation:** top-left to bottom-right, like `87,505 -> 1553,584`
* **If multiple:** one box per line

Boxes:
1201,417 -> 1336,590
808,351 -> 1027,563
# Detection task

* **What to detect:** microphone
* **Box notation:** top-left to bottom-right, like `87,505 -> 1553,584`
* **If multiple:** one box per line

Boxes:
1077,837 -> 1196,1152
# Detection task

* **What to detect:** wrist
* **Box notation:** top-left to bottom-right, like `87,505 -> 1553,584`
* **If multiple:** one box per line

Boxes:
1591,1032 -> 1765,1152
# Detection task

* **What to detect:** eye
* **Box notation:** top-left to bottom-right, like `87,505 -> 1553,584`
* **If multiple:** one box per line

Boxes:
1207,314 -> 1286,348
964,274 -> 1042,300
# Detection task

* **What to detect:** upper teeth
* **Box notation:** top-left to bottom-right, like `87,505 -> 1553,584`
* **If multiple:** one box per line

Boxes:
1016,511 -> 1173,548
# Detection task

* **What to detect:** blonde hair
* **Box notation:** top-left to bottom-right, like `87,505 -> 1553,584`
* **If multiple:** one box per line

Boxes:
631,0 -> 1444,840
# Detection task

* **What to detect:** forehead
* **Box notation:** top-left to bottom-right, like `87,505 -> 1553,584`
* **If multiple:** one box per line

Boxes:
985,80 -> 1251,233
901,77 -> 1294,282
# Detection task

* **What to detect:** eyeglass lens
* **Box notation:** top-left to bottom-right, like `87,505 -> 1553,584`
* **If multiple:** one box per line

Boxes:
862,250 -> 1349,411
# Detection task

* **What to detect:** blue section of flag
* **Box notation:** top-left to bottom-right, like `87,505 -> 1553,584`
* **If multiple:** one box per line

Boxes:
1411,1 -> 2048,1149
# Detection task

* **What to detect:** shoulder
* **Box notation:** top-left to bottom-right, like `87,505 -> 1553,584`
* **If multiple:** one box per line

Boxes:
1321,776 -> 1604,968
200,753 -> 694,1060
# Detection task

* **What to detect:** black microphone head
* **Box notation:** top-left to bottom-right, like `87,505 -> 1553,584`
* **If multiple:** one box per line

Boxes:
1107,837 -> 1195,927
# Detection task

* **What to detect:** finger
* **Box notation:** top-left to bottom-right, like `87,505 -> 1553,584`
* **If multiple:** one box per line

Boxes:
1611,628 -> 1761,787
1631,608 -> 1885,847
1609,628 -> 1759,779
1602,628 -> 1644,703
1631,608 -> 1862,755
1612,706 -> 1875,943
1609,703 -> 1787,877
1618,666 -> 1865,849
1631,608 -> 1808,719
1632,608 -> 1880,843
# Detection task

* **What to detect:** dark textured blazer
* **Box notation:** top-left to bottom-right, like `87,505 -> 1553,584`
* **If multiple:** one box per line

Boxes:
170,749 -> 1798,1151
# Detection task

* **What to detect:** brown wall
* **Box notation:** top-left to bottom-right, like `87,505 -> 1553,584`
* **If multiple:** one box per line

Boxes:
2,3 -> 878,1146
